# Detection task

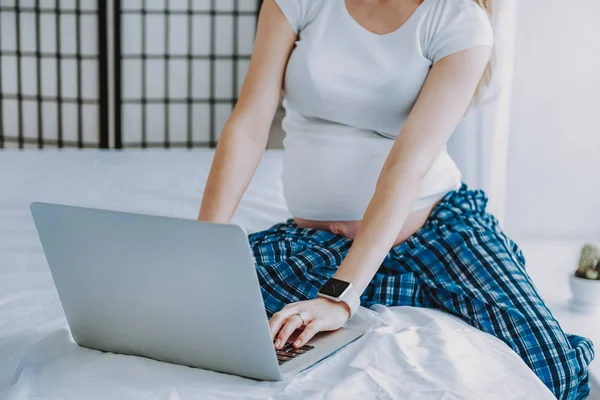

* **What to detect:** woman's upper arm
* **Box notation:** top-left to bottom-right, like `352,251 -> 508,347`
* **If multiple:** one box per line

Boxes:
388,46 -> 492,176
228,0 -> 297,136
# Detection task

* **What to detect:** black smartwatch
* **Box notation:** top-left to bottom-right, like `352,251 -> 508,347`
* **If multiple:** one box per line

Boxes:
317,277 -> 360,317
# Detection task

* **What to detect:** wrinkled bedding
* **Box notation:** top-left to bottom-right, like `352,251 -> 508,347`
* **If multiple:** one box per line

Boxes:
0,150 -> 553,399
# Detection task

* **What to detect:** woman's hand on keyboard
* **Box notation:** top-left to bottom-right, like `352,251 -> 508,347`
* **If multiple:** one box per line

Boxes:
269,297 -> 351,349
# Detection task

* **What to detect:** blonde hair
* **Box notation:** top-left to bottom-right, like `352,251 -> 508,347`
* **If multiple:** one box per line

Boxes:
473,0 -> 493,103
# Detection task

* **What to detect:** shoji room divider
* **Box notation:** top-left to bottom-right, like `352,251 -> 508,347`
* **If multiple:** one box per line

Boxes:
0,0 -> 261,149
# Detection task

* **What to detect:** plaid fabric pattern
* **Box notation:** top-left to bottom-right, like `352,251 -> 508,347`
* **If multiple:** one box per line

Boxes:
249,185 -> 594,399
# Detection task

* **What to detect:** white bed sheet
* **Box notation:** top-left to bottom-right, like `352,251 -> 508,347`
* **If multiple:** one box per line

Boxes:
0,150 -> 553,399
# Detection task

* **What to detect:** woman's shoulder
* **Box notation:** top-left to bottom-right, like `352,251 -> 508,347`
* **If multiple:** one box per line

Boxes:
420,0 -> 493,63
273,0 -> 327,35
423,0 -> 490,28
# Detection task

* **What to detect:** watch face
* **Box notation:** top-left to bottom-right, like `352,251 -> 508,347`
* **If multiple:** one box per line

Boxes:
319,278 -> 350,298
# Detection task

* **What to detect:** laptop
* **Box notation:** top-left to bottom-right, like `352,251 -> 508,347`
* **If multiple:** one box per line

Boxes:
30,202 -> 364,381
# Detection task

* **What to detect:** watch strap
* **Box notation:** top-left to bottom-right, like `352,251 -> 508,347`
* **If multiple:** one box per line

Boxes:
317,284 -> 360,318
342,286 -> 360,317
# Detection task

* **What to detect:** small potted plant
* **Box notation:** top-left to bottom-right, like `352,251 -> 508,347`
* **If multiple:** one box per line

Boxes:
569,244 -> 600,313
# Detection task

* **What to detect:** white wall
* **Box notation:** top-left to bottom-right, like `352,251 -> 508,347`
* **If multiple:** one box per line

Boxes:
504,0 -> 600,239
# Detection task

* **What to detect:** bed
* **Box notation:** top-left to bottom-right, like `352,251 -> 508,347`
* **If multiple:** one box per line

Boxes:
0,150 -> 554,399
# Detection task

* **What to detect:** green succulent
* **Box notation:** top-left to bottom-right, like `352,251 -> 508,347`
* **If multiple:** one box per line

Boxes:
575,244 -> 600,280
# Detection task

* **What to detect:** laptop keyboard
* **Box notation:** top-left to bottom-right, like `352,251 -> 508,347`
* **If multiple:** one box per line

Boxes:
275,342 -> 315,365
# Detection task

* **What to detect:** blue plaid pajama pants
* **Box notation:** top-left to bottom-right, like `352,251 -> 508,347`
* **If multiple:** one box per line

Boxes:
249,185 -> 594,399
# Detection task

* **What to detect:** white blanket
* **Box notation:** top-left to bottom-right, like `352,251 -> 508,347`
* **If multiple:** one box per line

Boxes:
0,150 -> 553,399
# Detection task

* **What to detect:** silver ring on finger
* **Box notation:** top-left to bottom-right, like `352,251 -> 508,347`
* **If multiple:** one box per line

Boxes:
295,312 -> 306,326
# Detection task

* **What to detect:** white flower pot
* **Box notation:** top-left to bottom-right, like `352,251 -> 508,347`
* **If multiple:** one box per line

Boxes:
568,275 -> 600,314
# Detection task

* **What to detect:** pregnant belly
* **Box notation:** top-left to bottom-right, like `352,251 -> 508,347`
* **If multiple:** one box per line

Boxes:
282,130 -> 396,221
294,199 -> 438,247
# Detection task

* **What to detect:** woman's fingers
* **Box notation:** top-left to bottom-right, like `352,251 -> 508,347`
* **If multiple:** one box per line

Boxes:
295,321 -> 322,348
268,312 -> 285,340
274,314 -> 304,349
268,302 -> 302,340
268,298 -> 350,349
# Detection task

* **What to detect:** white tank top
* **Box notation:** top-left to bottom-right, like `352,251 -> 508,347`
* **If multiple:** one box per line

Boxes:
275,0 -> 493,221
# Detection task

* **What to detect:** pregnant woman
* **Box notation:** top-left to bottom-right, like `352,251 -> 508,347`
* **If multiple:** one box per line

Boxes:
198,0 -> 593,397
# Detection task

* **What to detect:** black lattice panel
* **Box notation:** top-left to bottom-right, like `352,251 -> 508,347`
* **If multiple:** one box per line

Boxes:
115,0 -> 259,149
0,0 -> 108,149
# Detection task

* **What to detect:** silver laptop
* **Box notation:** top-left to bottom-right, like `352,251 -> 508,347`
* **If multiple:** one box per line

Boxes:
30,202 -> 364,381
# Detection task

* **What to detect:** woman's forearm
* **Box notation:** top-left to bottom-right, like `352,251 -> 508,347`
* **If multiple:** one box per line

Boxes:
331,47 -> 491,295
198,0 -> 298,223
334,163 -> 423,294
198,120 -> 268,223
